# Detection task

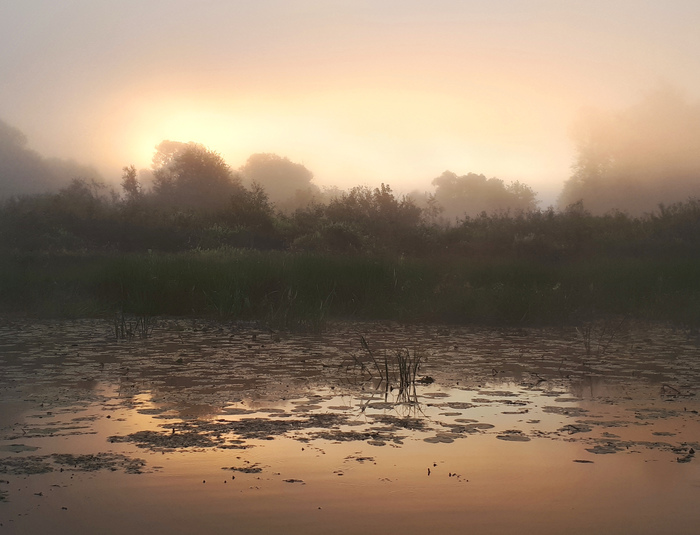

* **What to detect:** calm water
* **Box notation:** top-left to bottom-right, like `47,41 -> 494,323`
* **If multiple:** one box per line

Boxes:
1,319 -> 699,534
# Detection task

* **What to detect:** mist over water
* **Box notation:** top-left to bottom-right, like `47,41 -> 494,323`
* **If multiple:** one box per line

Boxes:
2,5 -> 700,533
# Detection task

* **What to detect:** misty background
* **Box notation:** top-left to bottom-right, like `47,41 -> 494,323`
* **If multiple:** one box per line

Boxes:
2,1 -> 700,215
2,87 -> 700,217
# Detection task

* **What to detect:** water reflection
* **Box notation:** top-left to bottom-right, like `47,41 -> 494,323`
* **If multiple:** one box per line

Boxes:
1,319 -> 700,534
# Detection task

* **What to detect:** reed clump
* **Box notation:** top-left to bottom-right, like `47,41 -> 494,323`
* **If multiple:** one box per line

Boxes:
356,336 -> 423,403
114,311 -> 155,339
575,316 -> 628,358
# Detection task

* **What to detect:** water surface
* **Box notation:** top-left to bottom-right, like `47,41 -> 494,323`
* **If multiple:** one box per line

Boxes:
1,319 -> 699,534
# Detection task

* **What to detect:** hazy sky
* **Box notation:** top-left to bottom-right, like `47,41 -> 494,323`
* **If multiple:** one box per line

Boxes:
2,0 -> 700,204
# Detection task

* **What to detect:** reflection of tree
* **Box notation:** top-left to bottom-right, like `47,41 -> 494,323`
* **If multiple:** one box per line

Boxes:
431,171 -> 538,221
558,89 -> 700,214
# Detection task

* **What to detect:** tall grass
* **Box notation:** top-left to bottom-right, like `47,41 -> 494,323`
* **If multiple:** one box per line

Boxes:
1,249 -> 699,327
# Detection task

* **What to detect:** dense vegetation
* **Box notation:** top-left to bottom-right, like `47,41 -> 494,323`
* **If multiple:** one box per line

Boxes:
2,90 -> 700,328
1,157 -> 700,328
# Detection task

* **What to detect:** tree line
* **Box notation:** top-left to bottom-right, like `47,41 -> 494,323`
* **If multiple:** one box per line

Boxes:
2,89 -> 700,258
1,139 -> 700,260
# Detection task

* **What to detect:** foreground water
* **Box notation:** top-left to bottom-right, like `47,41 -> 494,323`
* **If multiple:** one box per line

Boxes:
1,319 -> 699,534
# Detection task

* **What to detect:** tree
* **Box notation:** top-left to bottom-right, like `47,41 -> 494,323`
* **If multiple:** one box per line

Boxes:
431,171 -> 538,221
0,118 -> 102,198
558,89 -> 700,214
0,120 -> 46,197
326,184 -> 423,235
239,153 -> 320,212
226,182 -> 276,231
406,190 -> 444,224
55,178 -> 107,220
151,141 -> 242,211
151,140 -> 188,169
121,165 -> 141,202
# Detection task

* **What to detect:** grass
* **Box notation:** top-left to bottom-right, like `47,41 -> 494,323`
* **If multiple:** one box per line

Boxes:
1,248 -> 699,328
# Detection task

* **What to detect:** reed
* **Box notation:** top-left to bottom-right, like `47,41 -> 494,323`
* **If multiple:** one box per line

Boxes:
114,310 -> 155,339
2,249 -> 700,328
575,316 -> 628,358
394,347 -> 422,403
355,337 -> 423,403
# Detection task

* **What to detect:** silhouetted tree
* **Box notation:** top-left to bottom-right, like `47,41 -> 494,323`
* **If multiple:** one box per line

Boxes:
239,153 -> 320,212
226,182 -> 276,232
558,88 -> 700,214
313,184 -> 424,252
406,190 -> 444,224
431,171 -> 538,221
54,178 -> 108,220
326,184 -> 421,228
121,165 -> 141,202
151,140 -> 188,169
151,141 -> 243,211
0,118 -> 101,198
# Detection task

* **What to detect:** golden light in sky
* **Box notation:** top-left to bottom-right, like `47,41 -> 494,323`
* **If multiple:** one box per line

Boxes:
2,1 -> 700,204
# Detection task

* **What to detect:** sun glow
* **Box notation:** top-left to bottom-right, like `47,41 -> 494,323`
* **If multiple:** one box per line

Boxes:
63,60 -> 611,197
101,74 -> 575,200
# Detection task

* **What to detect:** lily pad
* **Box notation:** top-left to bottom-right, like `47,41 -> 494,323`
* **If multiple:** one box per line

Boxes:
0,444 -> 40,453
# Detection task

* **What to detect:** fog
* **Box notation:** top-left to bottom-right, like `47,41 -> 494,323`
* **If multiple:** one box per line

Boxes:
559,89 -> 700,214
2,2 -> 700,209
4,86 -> 700,216
0,119 -> 102,198
239,153 -> 321,212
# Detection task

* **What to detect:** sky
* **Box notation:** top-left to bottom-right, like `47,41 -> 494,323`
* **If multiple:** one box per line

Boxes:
2,0 -> 700,205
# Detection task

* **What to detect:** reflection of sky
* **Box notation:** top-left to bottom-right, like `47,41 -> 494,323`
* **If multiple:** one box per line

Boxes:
3,320 -> 700,533
4,378 -> 700,535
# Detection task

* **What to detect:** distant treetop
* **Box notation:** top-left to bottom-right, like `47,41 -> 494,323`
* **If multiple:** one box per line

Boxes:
431,170 -> 539,221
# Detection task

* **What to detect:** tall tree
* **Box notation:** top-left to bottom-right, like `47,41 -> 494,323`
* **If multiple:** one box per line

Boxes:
0,118 -> 101,197
121,165 -> 141,202
239,153 -> 320,211
151,141 -> 242,211
558,89 -> 700,214
431,171 -> 538,220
